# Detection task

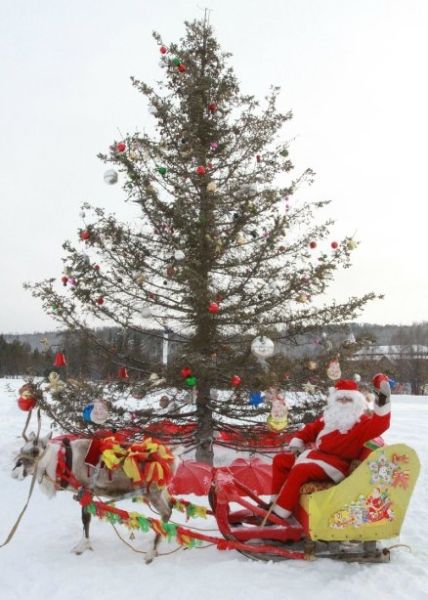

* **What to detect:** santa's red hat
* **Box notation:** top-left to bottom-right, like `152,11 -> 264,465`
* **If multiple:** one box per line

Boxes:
328,378 -> 366,406
335,379 -> 359,392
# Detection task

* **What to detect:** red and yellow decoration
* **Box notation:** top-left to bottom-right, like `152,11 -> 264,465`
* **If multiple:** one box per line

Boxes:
99,436 -> 175,487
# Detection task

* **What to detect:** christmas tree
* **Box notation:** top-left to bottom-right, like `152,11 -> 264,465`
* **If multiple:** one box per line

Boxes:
28,17 -> 377,463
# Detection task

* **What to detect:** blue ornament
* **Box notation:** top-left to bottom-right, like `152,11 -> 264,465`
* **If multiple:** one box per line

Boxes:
82,403 -> 94,423
388,378 -> 397,390
249,391 -> 263,407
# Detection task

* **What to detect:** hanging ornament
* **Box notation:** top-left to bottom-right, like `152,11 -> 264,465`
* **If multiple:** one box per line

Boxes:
61,275 -> 68,286
266,388 -> 288,431
53,352 -> 67,368
180,367 -> 192,378
68,277 -> 77,286
116,142 -> 126,153
207,182 -> 217,193
141,306 -> 152,318
177,63 -> 186,73
251,336 -> 275,359
208,302 -> 219,314
331,241 -> 339,250
104,169 -> 118,185
80,230 -> 90,241
279,149 -> 289,157
256,155 -> 261,163
230,375 -> 241,387
46,371 -> 65,393
157,166 -> 167,176
309,241 -> 317,249
96,297 -> 104,305
136,274 -> 145,285
302,381 -> 317,394
347,239 -> 358,250
160,45 -> 168,54
185,375 -> 197,387
118,367 -> 129,379
210,141 -> 219,151
208,102 -> 218,113
327,358 -> 341,380
159,395 -> 170,409
82,403 -> 94,423
296,293 -> 309,303
17,384 -> 37,412
91,400 -> 109,424
248,391 -> 264,407
353,373 -> 361,383
308,360 -> 318,370
196,165 -> 206,176
172,57 -> 181,66
174,249 -> 185,261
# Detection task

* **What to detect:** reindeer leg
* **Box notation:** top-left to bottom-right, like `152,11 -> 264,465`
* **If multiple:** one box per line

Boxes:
72,507 -> 93,555
144,489 -> 172,564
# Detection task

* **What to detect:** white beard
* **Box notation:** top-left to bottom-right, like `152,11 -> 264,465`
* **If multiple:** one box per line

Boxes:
322,396 -> 365,434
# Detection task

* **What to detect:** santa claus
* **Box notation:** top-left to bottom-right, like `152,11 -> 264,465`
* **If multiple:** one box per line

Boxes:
270,374 -> 391,520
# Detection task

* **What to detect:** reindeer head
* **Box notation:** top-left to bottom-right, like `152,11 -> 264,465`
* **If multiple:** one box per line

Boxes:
12,432 -> 52,480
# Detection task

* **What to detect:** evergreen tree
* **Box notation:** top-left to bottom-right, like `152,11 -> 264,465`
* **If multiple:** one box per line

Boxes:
28,17 -> 377,463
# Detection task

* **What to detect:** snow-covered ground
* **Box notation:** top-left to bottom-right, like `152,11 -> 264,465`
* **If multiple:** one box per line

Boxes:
0,379 -> 427,600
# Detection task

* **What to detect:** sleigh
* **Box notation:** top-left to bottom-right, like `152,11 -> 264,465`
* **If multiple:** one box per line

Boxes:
206,443 -> 420,562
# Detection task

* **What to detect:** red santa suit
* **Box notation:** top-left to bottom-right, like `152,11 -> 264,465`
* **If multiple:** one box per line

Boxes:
271,378 -> 391,519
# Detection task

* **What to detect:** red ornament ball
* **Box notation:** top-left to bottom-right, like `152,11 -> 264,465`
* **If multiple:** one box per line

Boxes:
230,375 -> 241,387
180,367 -> 193,378
208,102 -> 218,113
61,275 -> 68,286
208,302 -> 219,314
18,396 -> 37,411
331,241 -> 339,250
80,230 -> 90,241
196,165 -> 206,176
177,63 -> 186,73
96,297 -> 104,305
256,155 -> 261,163
116,142 -> 126,153
309,241 -> 317,249
160,46 -> 168,54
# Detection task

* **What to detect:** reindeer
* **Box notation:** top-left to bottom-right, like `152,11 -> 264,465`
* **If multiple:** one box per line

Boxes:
11,431 -> 175,563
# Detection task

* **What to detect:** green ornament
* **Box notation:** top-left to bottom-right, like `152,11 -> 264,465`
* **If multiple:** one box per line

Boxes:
185,375 -> 197,387
280,149 -> 289,157
157,166 -> 167,176
51,304 -> 58,312
172,57 -> 181,66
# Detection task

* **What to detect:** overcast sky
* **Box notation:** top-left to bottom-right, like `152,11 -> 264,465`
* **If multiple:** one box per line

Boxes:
1,0 -> 427,334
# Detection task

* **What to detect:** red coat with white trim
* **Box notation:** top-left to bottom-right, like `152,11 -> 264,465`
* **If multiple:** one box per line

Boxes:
289,403 -> 391,482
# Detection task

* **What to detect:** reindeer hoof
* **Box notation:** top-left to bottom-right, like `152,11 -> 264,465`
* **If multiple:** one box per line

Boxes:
72,538 -> 93,555
144,549 -> 158,564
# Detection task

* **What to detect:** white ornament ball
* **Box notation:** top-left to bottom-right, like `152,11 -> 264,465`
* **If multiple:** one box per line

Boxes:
207,182 -> 217,193
354,373 -> 361,383
141,306 -> 152,318
104,169 -> 118,185
91,400 -> 109,425
174,249 -> 185,261
251,336 -> 275,359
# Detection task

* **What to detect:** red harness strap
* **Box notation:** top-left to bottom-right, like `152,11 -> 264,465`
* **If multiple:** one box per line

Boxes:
55,440 -> 81,491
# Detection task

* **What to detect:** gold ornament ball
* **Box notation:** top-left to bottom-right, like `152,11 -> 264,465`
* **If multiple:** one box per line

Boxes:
207,182 -> 217,193
136,274 -> 145,285
347,239 -> 358,250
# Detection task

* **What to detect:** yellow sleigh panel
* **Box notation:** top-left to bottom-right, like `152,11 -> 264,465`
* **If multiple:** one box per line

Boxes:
300,444 -> 420,542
